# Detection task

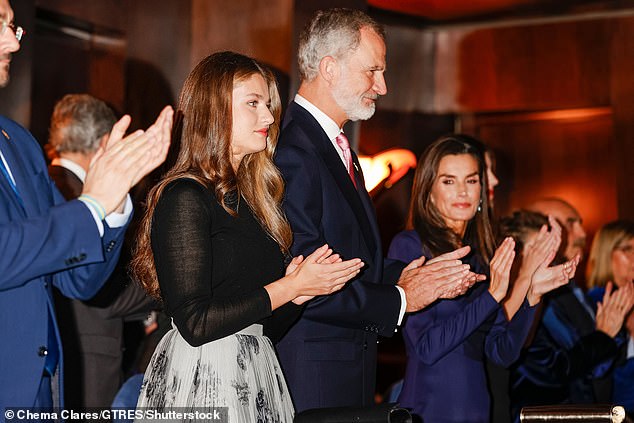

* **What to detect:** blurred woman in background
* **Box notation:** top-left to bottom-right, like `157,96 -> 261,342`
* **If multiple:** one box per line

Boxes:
587,220 -> 634,414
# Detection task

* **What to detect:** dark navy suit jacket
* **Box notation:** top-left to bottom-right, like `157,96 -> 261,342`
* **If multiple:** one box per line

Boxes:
274,101 -> 404,411
0,116 -> 128,414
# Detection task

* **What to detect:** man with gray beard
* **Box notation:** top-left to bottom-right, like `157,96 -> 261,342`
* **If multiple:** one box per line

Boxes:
274,8 -> 482,411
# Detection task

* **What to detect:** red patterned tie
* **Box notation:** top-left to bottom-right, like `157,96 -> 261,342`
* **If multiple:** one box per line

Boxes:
335,133 -> 356,188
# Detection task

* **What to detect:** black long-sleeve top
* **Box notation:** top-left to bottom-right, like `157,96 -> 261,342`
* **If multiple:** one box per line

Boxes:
151,178 -> 301,346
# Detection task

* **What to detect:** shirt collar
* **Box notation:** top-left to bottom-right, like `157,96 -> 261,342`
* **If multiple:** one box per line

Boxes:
294,94 -> 343,141
51,157 -> 86,183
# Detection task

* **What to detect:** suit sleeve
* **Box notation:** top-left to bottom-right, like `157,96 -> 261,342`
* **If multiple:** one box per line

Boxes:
0,193 -> 126,299
93,281 -> 157,320
48,165 -> 157,319
0,119 -> 130,298
276,143 -> 401,337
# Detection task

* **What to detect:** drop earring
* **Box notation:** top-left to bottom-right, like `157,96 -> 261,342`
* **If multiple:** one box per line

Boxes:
477,200 -> 482,212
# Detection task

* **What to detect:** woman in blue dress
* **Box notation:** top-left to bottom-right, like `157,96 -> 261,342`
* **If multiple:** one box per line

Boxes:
388,134 -> 573,423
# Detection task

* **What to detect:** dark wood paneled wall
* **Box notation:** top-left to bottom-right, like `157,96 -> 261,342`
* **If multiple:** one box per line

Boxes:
434,16 -> 633,221
463,109 -> 618,246
610,17 -> 634,219
35,0 -> 124,30
192,0 -> 293,75
450,19 -> 611,112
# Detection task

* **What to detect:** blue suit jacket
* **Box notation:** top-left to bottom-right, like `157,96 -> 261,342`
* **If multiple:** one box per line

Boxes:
0,116 -> 128,413
274,101 -> 404,411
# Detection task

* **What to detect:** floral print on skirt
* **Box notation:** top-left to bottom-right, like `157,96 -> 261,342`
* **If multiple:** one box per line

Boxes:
136,324 -> 294,422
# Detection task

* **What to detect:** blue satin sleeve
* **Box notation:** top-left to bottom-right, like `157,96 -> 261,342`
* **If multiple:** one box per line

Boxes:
587,287 -> 604,307
516,303 -> 618,387
392,230 -> 530,366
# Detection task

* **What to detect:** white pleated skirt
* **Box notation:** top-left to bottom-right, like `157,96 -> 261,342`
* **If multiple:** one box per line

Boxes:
135,324 -> 294,422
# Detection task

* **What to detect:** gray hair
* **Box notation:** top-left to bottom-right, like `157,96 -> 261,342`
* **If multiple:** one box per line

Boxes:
298,8 -> 385,81
49,94 -> 116,154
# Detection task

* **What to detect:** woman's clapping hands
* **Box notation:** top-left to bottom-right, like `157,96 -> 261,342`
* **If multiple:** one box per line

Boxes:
596,281 -> 634,338
488,237 -> 516,302
284,244 -> 364,305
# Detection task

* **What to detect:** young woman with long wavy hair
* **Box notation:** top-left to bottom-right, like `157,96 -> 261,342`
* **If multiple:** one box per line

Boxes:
131,51 -> 363,421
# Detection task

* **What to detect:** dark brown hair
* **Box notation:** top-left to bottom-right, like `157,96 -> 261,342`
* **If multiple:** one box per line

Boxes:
407,134 -> 495,262
498,210 -> 549,253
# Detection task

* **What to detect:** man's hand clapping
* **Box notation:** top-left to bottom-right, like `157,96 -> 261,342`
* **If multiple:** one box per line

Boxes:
398,246 -> 486,313
82,105 -> 174,215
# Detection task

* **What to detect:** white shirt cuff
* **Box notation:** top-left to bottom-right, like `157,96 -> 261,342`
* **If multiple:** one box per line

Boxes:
627,335 -> 634,359
79,195 -> 133,237
395,285 -> 407,327
105,195 -> 133,228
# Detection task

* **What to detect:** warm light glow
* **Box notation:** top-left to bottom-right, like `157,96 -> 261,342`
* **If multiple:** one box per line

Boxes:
358,148 -> 417,191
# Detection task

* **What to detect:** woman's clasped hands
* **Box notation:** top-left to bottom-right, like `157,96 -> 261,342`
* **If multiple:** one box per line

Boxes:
285,244 -> 364,305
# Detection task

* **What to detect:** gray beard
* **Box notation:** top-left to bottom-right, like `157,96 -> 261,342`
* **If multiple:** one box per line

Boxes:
332,81 -> 377,121
345,102 -> 376,121
335,96 -> 376,121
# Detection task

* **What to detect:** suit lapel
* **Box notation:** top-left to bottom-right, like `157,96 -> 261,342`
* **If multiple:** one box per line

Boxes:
0,124 -> 42,217
0,168 -> 24,214
351,151 -> 381,255
551,284 -> 596,335
289,103 -> 377,254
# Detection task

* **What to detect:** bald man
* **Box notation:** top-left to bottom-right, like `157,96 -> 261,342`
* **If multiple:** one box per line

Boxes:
528,198 -> 587,261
